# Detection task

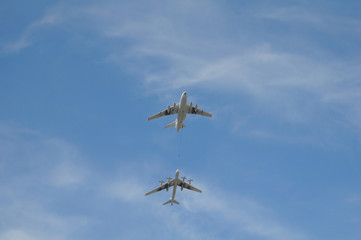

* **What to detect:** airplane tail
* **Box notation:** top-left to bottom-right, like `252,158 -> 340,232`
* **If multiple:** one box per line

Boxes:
165,121 -> 176,128
163,199 -> 180,206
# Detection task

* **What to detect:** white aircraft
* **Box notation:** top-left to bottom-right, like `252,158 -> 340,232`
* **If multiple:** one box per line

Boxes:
145,169 -> 202,206
148,92 -> 212,132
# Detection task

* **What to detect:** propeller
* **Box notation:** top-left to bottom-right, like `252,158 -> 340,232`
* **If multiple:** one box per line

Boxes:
166,177 -> 172,191
181,176 -> 187,191
167,177 -> 172,184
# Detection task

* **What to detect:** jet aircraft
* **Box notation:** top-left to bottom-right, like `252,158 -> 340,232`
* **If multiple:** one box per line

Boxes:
145,169 -> 202,205
148,92 -> 212,132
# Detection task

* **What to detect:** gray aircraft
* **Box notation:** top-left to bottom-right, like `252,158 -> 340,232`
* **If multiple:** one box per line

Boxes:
145,169 -> 202,206
148,92 -> 212,132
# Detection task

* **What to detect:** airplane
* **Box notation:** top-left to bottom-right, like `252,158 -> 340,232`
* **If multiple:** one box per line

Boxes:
145,169 -> 202,206
148,92 -> 212,132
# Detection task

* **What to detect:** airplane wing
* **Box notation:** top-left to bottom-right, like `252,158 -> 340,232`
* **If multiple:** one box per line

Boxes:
145,180 -> 175,196
148,104 -> 179,121
187,104 -> 212,118
177,180 -> 202,193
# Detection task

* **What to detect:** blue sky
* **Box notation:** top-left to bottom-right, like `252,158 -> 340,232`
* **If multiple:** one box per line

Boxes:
1,0 -> 361,239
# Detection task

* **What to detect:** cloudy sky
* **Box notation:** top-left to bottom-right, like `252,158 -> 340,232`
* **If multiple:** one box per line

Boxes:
1,0 -> 361,239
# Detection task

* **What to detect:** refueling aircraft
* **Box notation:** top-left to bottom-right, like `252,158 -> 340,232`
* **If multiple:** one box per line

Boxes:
148,92 -> 212,132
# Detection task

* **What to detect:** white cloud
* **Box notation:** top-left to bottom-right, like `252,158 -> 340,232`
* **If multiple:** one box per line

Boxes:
0,124 -> 89,189
102,161 -> 169,204
50,160 -> 87,188
2,37 -> 32,53
0,230 -> 38,240
258,6 -> 361,37
0,203 -> 88,240
257,6 -> 325,24
105,178 -> 147,203
0,194 -> 88,240
176,184 -> 310,240
345,195 -> 361,204
1,11 -> 63,53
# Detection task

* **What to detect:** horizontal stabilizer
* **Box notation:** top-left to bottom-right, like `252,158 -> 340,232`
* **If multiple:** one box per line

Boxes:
163,199 -> 180,205
163,200 -> 171,205
165,121 -> 176,128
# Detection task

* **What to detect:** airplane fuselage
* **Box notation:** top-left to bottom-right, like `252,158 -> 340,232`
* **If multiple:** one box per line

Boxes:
176,92 -> 188,132
170,169 -> 180,205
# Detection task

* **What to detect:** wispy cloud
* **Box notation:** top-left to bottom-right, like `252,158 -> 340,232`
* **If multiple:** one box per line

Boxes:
0,129 -> 88,188
257,6 -> 325,24
345,195 -> 361,204
0,123 -> 90,239
105,178 -> 147,203
2,37 -> 32,53
1,10 -> 63,53
258,6 -> 361,36
50,160 -> 88,188
175,183 -> 311,240
0,202 -> 88,240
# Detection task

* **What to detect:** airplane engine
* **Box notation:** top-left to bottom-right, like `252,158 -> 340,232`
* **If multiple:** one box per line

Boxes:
167,105 -> 171,114
181,176 -> 186,191
166,177 -> 171,191
189,102 -> 192,109
195,104 -> 198,112
173,103 -> 176,109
